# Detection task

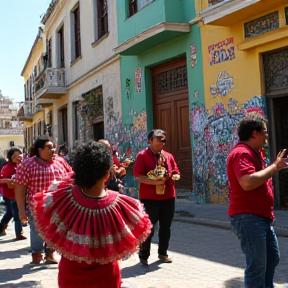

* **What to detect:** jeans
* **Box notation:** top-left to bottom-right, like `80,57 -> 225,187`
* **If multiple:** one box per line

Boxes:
0,197 -> 23,236
230,214 -> 280,288
139,198 -> 175,260
29,212 -> 53,254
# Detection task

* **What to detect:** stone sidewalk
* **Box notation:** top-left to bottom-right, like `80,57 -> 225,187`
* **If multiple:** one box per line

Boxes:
1,200 -> 288,288
174,199 -> 288,237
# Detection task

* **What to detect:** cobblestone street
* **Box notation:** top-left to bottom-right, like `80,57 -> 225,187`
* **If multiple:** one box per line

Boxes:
1,219 -> 288,288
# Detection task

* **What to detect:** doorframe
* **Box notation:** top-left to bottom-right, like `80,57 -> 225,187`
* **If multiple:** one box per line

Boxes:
151,56 -> 187,155
266,92 -> 288,209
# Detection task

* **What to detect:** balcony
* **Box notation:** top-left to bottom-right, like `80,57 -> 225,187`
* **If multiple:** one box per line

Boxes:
195,0 -> 286,26
17,101 -> 34,121
115,0 -> 194,55
34,68 -> 67,103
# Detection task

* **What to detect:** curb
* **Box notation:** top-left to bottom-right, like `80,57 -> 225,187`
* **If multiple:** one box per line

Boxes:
173,216 -> 288,238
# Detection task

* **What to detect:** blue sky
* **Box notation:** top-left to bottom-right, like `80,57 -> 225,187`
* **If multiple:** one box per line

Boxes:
0,0 -> 51,103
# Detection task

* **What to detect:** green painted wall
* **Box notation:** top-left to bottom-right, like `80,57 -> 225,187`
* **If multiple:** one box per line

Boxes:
117,0 -> 196,45
120,24 -> 205,132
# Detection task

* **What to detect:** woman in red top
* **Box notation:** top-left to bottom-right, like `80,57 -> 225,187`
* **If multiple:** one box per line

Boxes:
0,147 -> 26,240
31,141 -> 152,288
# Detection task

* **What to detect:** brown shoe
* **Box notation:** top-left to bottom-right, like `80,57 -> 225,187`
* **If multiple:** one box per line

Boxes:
158,255 -> 173,263
14,234 -> 27,241
44,252 -> 58,264
30,252 -> 43,265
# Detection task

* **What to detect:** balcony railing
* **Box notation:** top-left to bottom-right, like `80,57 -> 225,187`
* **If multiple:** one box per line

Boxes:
0,129 -> 23,135
35,68 -> 65,94
17,101 -> 34,120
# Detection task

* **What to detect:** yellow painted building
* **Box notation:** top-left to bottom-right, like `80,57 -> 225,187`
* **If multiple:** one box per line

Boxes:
190,0 -> 288,207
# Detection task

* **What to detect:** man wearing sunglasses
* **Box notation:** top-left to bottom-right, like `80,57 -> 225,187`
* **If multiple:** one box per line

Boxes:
133,129 -> 180,266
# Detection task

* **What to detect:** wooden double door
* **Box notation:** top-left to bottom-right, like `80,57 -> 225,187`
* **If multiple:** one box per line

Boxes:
152,58 -> 192,190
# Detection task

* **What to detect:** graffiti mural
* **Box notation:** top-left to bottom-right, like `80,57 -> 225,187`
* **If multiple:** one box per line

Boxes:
190,96 -> 266,204
210,70 -> 234,97
208,37 -> 235,66
104,97 -> 148,199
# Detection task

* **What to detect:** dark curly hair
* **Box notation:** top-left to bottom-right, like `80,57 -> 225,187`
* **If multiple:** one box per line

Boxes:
73,141 -> 112,189
7,147 -> 21,162
238,112 -> 268,141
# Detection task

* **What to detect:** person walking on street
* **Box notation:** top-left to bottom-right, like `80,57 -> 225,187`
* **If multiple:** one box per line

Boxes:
14,136 -> 73,265
227,112 -> 287,288
0,147 -> 26,240
133,129 -> 180,265
98,139 -> 126,192
31,141 -> 152,288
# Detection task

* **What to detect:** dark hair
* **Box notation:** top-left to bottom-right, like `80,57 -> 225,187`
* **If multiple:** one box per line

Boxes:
7,147 -> 21,162
58,145 -> 68,156
73,141 -> 112,189
238,112 -> 268,141
147,129 -> 166,140
33,136 -> 51,157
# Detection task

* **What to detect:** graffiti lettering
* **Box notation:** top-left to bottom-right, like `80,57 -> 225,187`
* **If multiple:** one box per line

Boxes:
208,37 -> 235,66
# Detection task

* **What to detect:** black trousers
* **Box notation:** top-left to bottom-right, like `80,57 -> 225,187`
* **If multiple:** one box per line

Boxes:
139,198 -> 175,260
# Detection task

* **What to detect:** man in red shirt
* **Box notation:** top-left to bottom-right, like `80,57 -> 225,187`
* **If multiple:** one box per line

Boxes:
227,112 -> 287,288
133,129 -> 180,265
14,136 -> 73,265
0,147 -> 25,240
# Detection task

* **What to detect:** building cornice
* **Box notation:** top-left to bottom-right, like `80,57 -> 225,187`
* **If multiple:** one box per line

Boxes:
114,22 -> 190,54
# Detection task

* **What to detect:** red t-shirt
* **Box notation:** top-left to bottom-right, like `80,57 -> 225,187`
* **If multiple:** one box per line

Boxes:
133,148 -> 179,200
0,162 -> 17,200
227,143 -> 274,220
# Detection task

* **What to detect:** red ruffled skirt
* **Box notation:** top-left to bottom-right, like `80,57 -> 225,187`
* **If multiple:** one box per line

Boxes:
32,183 -> 152,287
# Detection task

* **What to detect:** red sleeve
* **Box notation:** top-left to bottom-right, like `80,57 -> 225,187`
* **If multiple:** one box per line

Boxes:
113,155 -> 123,168
169,154 -> 180,175
133,153 -> 146,178
1,164 -> 14,179
232,152 -> 256,181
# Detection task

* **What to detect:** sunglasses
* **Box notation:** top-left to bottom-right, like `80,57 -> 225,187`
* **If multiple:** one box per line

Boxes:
153,137 -> 166,143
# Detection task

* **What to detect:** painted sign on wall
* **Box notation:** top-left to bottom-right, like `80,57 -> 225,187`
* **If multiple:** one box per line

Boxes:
190,44 -> 197,68
135,68 -> 142,93
208,37 -> 235,66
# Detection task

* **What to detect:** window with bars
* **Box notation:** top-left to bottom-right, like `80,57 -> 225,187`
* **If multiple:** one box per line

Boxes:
94,0 -> 108,41
128,0 -> 154,17
57,25 -> 65,68
47,38 -> 52,68
71,4 -> 81,61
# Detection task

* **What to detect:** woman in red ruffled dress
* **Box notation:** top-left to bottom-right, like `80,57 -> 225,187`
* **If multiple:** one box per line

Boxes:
31,141 -> 152,288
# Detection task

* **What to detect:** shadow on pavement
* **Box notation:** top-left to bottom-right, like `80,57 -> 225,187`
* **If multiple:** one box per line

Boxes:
0,264 -> 48,283
0,281 -> 41,288
0,238 -> 16,244
224,277 -> 243,288
0,246 -> 30,260
121,260 -> 161,278
168,222 -> 245,269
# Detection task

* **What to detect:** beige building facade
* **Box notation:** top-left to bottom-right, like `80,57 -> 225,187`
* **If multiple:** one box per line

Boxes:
19,0 -> 121,153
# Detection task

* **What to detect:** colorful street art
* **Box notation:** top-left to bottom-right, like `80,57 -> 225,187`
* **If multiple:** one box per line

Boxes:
208,37 -> 235,66
190,44 -> 197,68
77,95 -> 148,199
190,96 -> 266,204
210,70 -> 234,97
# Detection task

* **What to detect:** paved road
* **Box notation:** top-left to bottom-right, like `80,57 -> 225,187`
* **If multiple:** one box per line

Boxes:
1,221 -> 288,288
